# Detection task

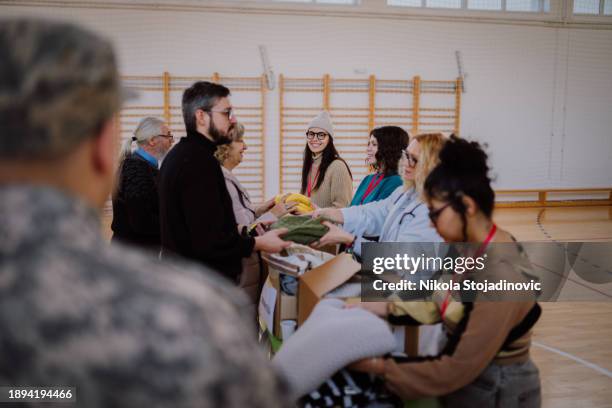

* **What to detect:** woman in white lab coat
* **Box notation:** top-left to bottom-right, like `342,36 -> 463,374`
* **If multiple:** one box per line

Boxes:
313,132 -> 447,257
312,132 -> 448,356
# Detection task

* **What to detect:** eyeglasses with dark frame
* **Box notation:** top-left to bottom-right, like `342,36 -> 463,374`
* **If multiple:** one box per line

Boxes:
401,150 -> 419,167
156,132 -> 174,140
204,107 -> 235,121
428,202 -> 452,225
306,131 -> 329,141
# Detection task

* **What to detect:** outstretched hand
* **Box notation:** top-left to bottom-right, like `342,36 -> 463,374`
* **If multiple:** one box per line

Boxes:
270,200 -> 298,217
310,221 -> 354,249
311,207 -> 344,223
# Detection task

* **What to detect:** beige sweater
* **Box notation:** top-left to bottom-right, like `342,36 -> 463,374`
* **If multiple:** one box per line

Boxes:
306,155 -> 353,209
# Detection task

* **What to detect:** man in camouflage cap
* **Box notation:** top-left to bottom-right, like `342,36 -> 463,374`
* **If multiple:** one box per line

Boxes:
0,19 -> 289,407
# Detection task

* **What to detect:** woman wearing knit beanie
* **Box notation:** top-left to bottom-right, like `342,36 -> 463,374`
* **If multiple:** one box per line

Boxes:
300,111 -> 353,208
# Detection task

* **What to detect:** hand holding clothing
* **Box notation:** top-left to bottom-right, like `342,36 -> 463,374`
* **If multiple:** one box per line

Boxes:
255,228 -> 292,252
310,221 -> 354,248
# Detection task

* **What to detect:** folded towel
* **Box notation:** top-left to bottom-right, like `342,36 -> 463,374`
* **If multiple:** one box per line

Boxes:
273,299 -> 396,401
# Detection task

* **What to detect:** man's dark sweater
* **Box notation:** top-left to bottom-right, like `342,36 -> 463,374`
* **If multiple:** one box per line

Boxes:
111,153 -> 160,251
158,130 -> 255,281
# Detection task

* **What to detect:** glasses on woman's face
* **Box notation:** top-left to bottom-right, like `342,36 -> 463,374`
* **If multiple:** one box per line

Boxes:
401,150 -> 418,167
157,132 -> 174,140
428,202 -> 452,225
306,131 -> 329,141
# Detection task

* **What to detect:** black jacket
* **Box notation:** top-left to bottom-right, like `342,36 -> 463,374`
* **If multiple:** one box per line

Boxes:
158,130 -> 255,280
111,153 -> 161,251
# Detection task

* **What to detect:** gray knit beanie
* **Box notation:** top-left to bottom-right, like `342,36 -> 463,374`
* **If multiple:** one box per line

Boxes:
307,111 -> 334,137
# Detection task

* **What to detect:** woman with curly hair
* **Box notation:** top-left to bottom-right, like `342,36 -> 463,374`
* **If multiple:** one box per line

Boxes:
350,126 -> 408,206
353,136 -> 541,407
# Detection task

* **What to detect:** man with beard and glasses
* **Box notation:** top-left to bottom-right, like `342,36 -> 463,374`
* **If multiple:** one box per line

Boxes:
159,81 -> 291,282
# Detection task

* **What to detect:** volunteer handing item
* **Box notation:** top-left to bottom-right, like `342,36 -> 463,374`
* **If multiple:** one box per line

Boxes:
270,215 -> 331,245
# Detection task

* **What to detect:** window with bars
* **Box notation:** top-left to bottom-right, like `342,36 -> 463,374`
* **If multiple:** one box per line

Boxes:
388,0 -> 550,12
573,0 -> 612,15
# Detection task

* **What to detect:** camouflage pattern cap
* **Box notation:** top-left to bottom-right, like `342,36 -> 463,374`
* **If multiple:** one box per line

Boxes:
0,19 -> 132,159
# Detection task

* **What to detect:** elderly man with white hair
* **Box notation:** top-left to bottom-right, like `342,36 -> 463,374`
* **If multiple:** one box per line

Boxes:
112,116 -> 174,250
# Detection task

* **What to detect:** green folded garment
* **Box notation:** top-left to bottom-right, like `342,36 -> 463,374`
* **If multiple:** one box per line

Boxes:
270,215 -> 331,245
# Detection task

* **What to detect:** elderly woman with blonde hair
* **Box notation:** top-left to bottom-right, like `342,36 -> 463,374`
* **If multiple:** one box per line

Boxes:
216,123 -> 295,306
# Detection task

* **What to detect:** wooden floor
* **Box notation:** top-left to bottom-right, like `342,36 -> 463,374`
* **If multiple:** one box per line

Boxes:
101,205 -> 612,406
494,206 -> 612,408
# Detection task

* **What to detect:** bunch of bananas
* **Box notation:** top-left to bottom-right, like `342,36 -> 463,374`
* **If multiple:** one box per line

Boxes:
275,193 -> 315,214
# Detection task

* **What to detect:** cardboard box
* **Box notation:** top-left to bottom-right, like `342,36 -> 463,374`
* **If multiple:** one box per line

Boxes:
258,275 -> 277,335
261,250 -> 420,355
260,247 -> 329,338
258,271 -> 299,338
297,252 -> 420,356
298,252 -> 362,326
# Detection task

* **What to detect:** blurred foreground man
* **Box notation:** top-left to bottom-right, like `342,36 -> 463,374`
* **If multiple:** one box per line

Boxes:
0,19 -> 289,408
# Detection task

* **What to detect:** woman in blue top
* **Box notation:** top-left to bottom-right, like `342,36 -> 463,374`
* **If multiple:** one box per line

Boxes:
350,126 -> 408,206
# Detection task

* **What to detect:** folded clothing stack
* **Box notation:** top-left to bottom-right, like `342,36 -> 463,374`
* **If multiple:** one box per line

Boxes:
276,251 -> 336,295
273,299 -> 396,401
271,215 -> 331,245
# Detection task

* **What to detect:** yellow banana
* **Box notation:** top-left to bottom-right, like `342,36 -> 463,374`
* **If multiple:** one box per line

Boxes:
274,193 -> 296,204
274,193 -> 314,213
285,193 -> 312,206
293,203 -> 314,214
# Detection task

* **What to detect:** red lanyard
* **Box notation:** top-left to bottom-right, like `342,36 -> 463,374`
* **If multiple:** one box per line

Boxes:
360,173 -> 384,204
440,223 -> 497,319
306,166 -> 320,198
475,224 -> 497,258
